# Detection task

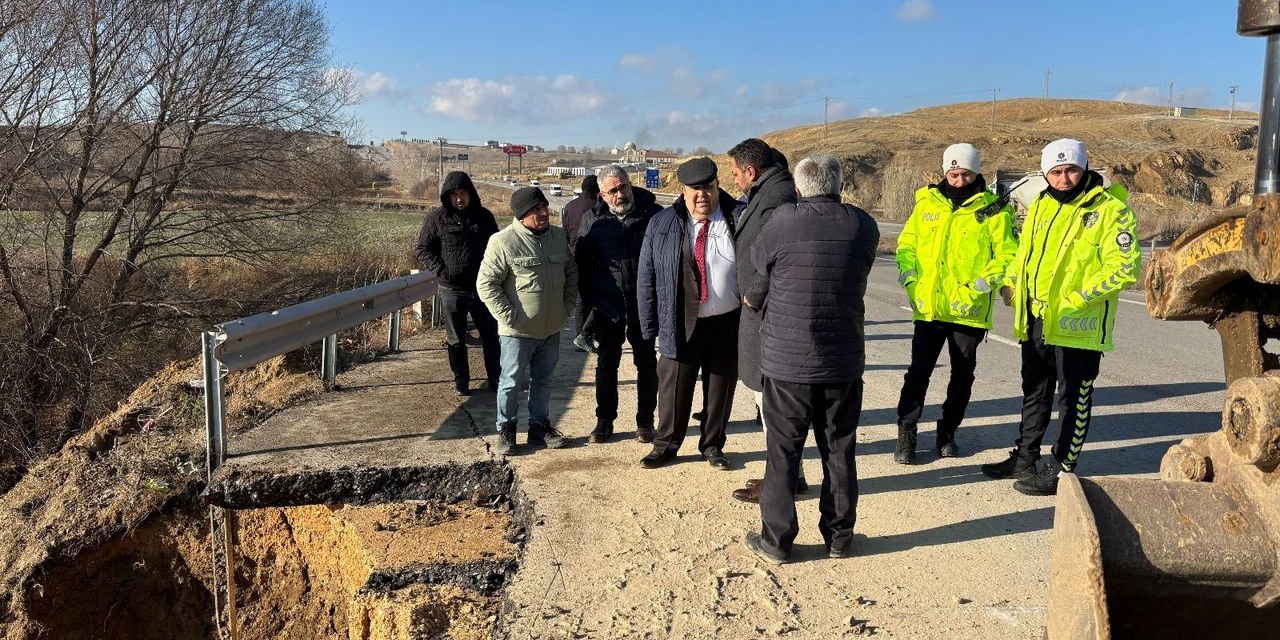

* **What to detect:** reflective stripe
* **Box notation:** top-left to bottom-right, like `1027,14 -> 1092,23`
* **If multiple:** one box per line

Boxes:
898,269 -> 916,285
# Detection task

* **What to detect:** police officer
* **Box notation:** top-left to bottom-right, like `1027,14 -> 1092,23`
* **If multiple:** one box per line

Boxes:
980,138 -> 1140,495
894,144 -> 1017,464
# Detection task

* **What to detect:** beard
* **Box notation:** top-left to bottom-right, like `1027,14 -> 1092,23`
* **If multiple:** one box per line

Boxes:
609,198 -> 634,216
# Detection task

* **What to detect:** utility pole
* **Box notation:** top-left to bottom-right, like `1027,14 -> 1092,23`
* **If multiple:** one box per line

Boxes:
1230,85 -> 1239,121
990,88 -> 998,127
435,137 -> 445,184
823,96 -> 830,147
1168,82 -> 1175,116
1043,67 -> 1050,99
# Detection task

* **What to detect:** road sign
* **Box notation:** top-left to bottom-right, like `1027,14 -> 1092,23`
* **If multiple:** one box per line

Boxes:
503,144 -> 527,156
457,153 -> 469,161
645,167 -> 659,189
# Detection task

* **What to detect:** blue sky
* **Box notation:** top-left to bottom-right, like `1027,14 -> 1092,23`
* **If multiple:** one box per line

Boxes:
326,1 -> 1263,152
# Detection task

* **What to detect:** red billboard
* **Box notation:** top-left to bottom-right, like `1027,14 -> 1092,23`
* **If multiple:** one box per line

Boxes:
502,144 -> 527,156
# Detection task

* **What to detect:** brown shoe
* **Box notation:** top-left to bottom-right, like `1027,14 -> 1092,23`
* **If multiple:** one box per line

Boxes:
745,478 -> 762,488
636,424 -> 654,444
732,482 -> 761,504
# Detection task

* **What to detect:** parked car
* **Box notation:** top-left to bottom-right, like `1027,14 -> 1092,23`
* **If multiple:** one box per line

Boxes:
509,180 -> 519,186
573,188 -> 583,196
549,184 -> 562,196
530,179 -> 540,187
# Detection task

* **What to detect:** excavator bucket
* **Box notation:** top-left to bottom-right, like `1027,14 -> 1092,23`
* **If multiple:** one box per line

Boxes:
1046,4 -> 1280,637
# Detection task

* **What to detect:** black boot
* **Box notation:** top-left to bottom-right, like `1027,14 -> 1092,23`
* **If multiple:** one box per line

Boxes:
980,449 -> 1039,479
1014,456 -> 1064,495
495,422 -> 517,456
936,424 -> 959,458
894,424 -> 917,465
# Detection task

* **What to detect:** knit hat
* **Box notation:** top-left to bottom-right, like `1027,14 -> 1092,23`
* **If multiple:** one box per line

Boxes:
677,157 -> 717,187
942,143 -> 980,175
510,186 -> 549,219
581,175 -> 599,197
1041,138 -> 1088,173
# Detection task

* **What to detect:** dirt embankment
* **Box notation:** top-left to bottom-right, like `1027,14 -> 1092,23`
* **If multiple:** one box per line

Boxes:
668,98 -> 1259,237
0,325 -> 526,640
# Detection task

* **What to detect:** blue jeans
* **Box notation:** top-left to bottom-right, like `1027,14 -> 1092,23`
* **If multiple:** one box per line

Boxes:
496,333 -> 561,430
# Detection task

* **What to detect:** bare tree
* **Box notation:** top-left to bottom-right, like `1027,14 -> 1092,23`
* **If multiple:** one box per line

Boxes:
0,0 -> 359,468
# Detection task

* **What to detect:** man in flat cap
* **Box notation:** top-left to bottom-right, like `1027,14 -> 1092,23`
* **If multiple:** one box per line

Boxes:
636,157 -> 743,470
477,186 -> 578,456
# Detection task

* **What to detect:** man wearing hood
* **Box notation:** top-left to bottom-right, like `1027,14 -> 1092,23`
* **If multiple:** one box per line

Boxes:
575,166 -> 663,443
636,158 -> 742,470
980,138 -> 1140,495
415,171 -> 501,397
477,187 -> 578,456
893,144 -> 1017,464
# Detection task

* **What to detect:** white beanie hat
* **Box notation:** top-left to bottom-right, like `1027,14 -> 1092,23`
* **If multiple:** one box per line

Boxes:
1041,138 -> 1088,173
942,143 -> 980,175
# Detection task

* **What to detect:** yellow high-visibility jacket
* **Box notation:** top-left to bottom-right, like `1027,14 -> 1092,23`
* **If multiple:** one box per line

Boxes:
1008,181 -> 1140,351
896,186 -> 1017,329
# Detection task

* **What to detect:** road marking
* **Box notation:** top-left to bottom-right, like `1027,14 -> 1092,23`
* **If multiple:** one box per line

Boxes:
987,333 -> 1020,347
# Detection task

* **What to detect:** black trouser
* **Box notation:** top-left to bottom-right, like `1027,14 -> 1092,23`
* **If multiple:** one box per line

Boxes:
759,376 -> 863,555
1017,317 -> 1102,472
439,287 -> 500,387
654,309 -> 739,455
896,320 -> 985,444
594,306 -> 658,429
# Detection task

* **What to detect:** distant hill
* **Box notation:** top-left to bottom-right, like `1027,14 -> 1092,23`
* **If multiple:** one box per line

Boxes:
672,99 -> 1260,238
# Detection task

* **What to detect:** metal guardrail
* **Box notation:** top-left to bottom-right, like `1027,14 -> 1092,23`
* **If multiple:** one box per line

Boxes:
201,270 -> 438,480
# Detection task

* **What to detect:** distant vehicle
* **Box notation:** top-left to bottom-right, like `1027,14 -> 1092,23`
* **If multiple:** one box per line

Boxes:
509,180 -> 519,186
573,188 -> 583,196
530,179 -> 540,186
549,184 -> 562,196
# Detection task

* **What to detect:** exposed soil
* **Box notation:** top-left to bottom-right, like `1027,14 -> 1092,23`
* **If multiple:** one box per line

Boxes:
20,499 -> 520,640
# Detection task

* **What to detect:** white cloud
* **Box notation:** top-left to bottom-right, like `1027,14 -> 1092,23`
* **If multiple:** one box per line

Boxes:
617,50 -> 729,101
428,75 -> 618,124
618,54 -> 658,72
860,107 -> 883,117
326,67 -> 402,103
730,79 -> 821,110
896,0 -> 935,21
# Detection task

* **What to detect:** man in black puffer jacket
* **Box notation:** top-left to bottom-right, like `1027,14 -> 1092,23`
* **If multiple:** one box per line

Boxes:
415,171 -> 501,396
741,155 -> 879,565
575,166 -> 663,443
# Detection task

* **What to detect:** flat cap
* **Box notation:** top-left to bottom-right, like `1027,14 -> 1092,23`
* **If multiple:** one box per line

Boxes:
677,157 -> 717,187
510,186 -> 549,219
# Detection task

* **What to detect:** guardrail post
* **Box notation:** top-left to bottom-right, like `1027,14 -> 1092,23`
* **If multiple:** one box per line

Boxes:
203,331 -> 227,479
388,309 -> 401,352
321,333 -> 338,390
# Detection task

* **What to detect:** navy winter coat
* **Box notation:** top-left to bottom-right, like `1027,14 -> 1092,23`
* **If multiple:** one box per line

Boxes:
745,195 -> 879,384
637,189 -> 741,360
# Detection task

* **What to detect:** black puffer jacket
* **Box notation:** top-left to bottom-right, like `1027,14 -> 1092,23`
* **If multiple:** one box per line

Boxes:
638,189 -> 741,360
575,187 -> 662,323
745,195 -> 879,384
415,172 -> 499,290
734,163 -> 797,391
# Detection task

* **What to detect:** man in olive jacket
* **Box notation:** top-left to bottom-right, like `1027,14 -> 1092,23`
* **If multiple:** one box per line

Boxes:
477,187 -> 578,456
415,171 -> 501,396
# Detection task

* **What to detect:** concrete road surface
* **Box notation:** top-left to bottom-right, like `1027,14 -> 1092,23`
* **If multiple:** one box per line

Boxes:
498,256 -> 1225,639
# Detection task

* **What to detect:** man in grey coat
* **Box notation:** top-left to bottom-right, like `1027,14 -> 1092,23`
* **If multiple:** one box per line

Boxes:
477,187 -> 578,456
726,138 -> 802,504
742,155 -> 878,564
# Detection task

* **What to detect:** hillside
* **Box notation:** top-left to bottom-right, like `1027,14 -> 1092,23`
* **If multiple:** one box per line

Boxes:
675,99 -> 1260,237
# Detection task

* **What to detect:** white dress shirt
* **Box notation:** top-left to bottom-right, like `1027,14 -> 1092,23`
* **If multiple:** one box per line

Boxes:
687,207 -> 740,317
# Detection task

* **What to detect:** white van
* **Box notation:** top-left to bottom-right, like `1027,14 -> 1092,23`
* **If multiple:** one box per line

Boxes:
549,184 -> 562,196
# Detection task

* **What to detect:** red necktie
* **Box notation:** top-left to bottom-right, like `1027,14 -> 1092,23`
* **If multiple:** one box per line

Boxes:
694,219 -> 709,303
